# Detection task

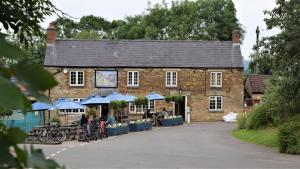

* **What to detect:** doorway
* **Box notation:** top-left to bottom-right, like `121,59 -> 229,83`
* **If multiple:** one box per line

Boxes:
175,96 -> 186,120
101,104 -> 109,118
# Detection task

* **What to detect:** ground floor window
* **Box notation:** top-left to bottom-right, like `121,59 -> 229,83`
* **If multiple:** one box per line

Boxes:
59,98 -> 85,114
129,100 -> 155,114
209,96 -> 223,111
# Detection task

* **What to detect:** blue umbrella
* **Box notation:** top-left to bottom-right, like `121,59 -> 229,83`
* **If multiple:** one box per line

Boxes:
32,101 -> 53,126
146,92 -> 165,100
81,95 -> 109,105
51,99 -> 85,124
123,94 -> 137,102
53,99 -> 85,109
32,101 -> 53,111
105,92 -> 125,102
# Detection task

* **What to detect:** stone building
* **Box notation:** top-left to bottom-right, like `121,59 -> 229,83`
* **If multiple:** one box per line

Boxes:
44,22 -> 244,122
244,74 -> 272,106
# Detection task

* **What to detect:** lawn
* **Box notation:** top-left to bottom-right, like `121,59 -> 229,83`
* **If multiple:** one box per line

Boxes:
233,128 -> 279,147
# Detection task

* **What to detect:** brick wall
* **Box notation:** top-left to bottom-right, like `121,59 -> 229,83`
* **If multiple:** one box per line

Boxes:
46,67 -> 244,121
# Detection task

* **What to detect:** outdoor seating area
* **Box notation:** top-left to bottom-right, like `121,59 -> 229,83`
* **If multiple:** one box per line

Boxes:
24,91 -> 185,144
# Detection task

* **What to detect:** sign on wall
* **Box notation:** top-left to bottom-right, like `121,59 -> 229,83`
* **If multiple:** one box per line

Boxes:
95,70 -> 118,88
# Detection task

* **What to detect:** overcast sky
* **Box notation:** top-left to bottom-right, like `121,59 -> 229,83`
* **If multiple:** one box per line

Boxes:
43,0 -> 279,61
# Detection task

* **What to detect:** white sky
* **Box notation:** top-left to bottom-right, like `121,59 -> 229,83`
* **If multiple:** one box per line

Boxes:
43,0 -> 279,61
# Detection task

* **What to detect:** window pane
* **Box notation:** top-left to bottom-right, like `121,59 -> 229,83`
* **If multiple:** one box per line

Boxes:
217,73 -> 221,86
128,72 -> 132,85
166,72 -> 171,85
70,72 -> 76,84
172,72 -> 176,86
217,96 -> 222,109
210,97 -> 215,110
78,72 -> 83,85
211,73 -> 216,86
134,72 -> 138,85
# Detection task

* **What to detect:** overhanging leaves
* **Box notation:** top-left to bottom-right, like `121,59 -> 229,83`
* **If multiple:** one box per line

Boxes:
0,76 -> 31,110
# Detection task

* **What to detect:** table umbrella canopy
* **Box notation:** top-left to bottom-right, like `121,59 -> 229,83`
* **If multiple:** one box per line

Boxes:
81,95 -> 109,105
123,94 -> 137,102
32,101 -> 53,111
51,99 -> 85,110
105,92 -> 125,102
146,92 -> 165,100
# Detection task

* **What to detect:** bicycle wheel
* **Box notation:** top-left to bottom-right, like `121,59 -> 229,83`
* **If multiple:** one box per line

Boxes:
57,130 -> 67,142
38,129 -> 48,142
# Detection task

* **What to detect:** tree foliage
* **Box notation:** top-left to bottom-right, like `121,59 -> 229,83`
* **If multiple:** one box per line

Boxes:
54,0 -> 244,41
250,0 -> 300,122
0,0 -> 62,168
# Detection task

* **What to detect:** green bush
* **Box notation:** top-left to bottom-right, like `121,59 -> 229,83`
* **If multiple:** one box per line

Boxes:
247,104 -> 280,129
134,97 -> 148,106
237,113 -> 247,129
278,116 -> 300,154
51,116 -> 60,124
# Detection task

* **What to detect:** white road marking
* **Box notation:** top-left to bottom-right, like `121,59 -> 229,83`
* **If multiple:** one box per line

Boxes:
62,148 -> 67,151
50,154 -> 55,157
56,151 -> 61,154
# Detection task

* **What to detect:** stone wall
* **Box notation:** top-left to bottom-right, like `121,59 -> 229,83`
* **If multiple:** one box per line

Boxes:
46,67 -> 244,121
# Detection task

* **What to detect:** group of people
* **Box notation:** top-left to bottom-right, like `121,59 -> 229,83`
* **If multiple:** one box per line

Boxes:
80,112 -> 116,142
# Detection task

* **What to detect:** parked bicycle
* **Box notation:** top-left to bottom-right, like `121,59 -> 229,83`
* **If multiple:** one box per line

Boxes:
38,123 -> 67,143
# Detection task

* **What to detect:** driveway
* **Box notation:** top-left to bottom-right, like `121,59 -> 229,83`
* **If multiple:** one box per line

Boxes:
34,122 -> 300,169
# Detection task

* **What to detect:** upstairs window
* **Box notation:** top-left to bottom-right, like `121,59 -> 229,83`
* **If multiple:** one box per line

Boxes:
127,71 -> 139,87
209,96 -> 223,111
211,72 -> 222,87
69,71 -> 84,86
166,71 -> 177,87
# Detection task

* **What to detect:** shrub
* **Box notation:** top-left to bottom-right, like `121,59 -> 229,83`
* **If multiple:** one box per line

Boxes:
278,116 -> 300,154
237,113 -> 247,129
51,116 -> 60,124
247,104 -> 280,129
134,97 -> 148,106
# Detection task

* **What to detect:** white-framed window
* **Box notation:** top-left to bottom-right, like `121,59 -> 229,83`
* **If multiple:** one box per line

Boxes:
127,71 -> 139,87
209,96 -> 223,111
129,102 -> 136,113
129,100 -> 155,114
166,71 -> 177,87
59,98 -> 85,114
69,71 -> 84,86
210,72 -> 222,87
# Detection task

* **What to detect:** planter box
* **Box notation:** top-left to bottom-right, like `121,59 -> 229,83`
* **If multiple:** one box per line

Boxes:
107,127 -> 117,136
160,117 -> 183,127
107,125 -> 129,136
129,122 -> 152,132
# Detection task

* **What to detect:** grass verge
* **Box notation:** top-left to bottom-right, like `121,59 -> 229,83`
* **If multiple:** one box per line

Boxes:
233,128 -> 279,147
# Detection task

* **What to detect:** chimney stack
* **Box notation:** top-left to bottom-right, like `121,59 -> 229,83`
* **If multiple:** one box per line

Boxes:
47,22 -> 56,44
232,30 -> 240,44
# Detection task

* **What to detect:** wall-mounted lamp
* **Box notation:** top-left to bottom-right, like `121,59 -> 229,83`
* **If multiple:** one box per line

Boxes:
178,86 -> 183,94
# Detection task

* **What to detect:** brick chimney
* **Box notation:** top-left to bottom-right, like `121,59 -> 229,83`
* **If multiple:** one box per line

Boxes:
232,30 -> 240,44
47,22 -> 56,44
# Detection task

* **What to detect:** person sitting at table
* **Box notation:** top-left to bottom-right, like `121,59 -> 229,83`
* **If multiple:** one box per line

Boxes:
106,112 -> 116,125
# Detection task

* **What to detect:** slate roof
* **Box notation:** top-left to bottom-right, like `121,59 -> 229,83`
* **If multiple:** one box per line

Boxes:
44,40 -> 243,68
247,74 -> 272,94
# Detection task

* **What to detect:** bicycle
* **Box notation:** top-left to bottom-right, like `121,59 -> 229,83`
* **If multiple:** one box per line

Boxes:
38,123 -> 67,143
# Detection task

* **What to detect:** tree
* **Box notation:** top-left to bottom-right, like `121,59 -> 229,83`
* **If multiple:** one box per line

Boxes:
111,0 -> 244,41
254,0 -> 300,119
0,0 -> 62,168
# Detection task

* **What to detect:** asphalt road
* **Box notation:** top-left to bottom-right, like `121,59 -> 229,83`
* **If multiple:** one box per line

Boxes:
33,122 -> 300,169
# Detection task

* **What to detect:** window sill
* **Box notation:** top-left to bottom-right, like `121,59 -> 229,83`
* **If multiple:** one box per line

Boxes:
209,110 -> 224,113
127,86 -> 139,88
69,85 -> 85,87
166,86 -> 177,88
